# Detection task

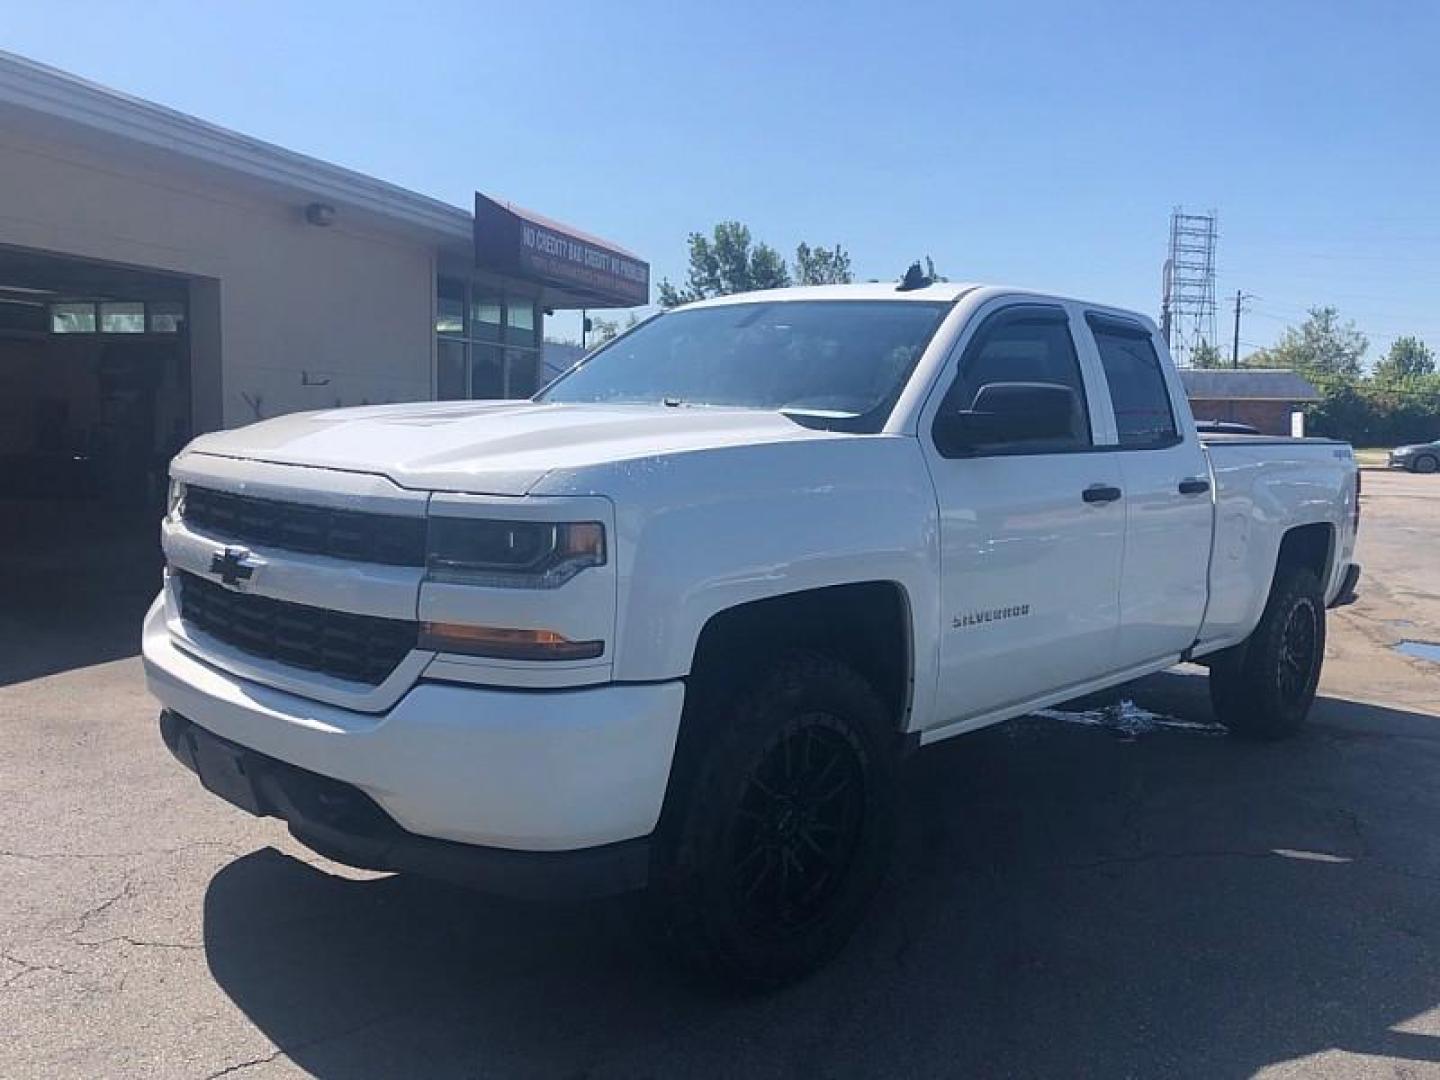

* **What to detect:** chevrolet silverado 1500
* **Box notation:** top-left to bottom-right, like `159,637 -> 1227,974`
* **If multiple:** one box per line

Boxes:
145,282 -> 1361,984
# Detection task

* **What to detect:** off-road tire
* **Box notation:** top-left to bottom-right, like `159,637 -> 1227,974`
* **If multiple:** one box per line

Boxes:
645,651 -> 899,988
1208,566 -> 1326,740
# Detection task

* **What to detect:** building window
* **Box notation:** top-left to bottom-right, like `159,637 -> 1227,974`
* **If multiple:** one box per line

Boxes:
148,301 -> 185,333
435,276 -> 542,400
48,299 -> 185,335
437,339 -> 467,400
100,301 -> 146,334
50,302 -> 96,333
436,278 -> 465,335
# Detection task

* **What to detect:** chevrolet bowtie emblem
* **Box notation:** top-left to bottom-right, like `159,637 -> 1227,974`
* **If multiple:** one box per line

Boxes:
210,547 -> 255,588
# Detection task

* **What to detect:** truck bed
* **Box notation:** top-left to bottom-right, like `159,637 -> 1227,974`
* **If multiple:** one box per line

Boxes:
1198,434 -> 1349,447
1195,437 -> 1358,655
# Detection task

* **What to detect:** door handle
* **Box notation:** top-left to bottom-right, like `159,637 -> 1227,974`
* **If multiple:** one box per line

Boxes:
1178,477 -> 1211,495
1082,484 -> 1123,504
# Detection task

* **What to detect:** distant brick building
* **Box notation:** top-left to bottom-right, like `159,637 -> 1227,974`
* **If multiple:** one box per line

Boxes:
1179,369 -> 1322,435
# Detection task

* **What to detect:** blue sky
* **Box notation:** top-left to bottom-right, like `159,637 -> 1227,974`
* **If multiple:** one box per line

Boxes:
4,1 -> 1438,360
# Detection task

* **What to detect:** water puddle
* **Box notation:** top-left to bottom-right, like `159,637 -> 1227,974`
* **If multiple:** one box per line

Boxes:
1032,698 -> 1228,740
1394,640 -> 1440,664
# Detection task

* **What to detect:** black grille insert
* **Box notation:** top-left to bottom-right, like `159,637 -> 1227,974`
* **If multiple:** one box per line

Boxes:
176,571 -> 418,686
183,486 -> 426,567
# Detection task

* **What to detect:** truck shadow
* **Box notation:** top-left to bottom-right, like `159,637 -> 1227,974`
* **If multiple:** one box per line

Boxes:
201,670 -> 1440,1077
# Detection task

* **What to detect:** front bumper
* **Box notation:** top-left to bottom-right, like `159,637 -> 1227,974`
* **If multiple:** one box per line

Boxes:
143,596 -> 684,860
159,711 -> 651,899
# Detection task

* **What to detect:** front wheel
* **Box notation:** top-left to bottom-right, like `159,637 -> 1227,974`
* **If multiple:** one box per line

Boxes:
1412,453 -> 1439,474
645,651 -> 899,988
1209,566 -> 1326,739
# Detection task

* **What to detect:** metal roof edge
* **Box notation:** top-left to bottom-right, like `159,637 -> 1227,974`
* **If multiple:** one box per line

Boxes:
0,49 -> 472,243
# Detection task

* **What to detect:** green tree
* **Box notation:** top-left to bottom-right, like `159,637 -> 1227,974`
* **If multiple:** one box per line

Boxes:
1251,306 -> 1368,380
584,311 -> 640,348
1371,335 -> 1435,385
657,221 -> 792,307
794,242 -> 853,285
1190,340 -> 1225,368
586,316 -> 619,345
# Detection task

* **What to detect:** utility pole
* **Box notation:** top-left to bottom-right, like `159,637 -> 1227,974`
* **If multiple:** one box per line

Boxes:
1231,290 -> 1253,368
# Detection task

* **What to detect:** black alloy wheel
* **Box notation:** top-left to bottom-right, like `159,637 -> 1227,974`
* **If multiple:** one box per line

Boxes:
645,651 -> 899,987
1208,565 -> 1326,740
1275,597 -> 1320,706
729,714 -> 866,935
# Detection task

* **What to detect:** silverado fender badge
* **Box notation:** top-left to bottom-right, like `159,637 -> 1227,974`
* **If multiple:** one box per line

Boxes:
210,546 -> 257,589
954,604 -> 1030,629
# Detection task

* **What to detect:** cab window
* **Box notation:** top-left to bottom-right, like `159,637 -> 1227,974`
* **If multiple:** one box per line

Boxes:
933,305 -> 1091,456
1087,314 -> 1180,449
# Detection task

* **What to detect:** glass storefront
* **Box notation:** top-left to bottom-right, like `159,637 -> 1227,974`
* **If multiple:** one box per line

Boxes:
435,276 -> 540,400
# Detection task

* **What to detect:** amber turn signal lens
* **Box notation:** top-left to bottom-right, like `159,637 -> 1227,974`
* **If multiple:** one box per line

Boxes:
559,522 -> 605,559
419,621 -> 604,661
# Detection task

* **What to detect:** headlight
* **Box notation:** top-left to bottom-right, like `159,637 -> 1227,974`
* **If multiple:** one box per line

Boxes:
166,478 -> 186,518
425,518 -> 605,589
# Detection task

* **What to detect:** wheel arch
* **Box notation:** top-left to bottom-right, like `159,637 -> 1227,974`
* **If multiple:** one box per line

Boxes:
687,581 -> 915,733
1275,521 -> 1335,585
652,581 -> 916,854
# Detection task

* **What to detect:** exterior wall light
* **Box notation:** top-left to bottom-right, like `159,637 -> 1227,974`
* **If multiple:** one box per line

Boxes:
304,202 -> 336,227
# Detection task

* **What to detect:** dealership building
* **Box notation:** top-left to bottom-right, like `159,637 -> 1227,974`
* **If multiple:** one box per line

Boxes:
0,49 -> 648,512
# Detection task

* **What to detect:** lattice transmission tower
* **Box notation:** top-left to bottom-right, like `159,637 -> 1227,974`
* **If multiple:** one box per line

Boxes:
1159,208 -> 1218,367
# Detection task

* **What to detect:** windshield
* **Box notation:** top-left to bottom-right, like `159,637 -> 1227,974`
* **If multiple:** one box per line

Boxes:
537,300 -> 951,431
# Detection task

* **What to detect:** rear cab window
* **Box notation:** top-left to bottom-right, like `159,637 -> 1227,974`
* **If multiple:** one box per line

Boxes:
1086,314 -> 1180,449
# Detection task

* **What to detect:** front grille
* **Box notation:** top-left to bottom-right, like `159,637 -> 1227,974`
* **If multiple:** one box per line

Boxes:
183,486 -> 426,567
176,571 -> 418,686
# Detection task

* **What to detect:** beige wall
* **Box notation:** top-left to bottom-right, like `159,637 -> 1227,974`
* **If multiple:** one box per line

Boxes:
0,125 -> 436,430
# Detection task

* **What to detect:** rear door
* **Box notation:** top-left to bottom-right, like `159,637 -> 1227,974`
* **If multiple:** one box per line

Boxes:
1081,313 -> 1212,666
919,301 -> 1126,730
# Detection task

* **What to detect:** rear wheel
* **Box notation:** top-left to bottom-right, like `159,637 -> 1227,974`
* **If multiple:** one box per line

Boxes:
646,651 -> 898,988
1208,566 -> 1326,740
1412,453 -> 1439,474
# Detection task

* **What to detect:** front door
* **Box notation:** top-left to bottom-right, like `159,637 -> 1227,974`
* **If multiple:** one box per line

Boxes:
921,303 -> 1125,731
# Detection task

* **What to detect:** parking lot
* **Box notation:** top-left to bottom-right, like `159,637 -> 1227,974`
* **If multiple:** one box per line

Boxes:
1,469 -> 1437,1079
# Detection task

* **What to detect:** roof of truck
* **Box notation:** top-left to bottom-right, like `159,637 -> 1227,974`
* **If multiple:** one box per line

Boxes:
674,283 -> 1154,330
677,282 -> 982,307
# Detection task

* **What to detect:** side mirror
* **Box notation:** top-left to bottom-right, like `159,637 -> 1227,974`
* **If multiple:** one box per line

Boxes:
934,381 -> 1079,455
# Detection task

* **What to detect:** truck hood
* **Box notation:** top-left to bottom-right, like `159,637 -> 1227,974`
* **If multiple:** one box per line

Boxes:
185,400 -> 848,495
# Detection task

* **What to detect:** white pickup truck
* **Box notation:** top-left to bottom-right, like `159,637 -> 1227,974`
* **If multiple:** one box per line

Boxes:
145,282 -> 1361,985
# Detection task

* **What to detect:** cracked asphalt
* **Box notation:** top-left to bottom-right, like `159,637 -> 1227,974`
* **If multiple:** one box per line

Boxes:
2,470 -> 1438,1078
